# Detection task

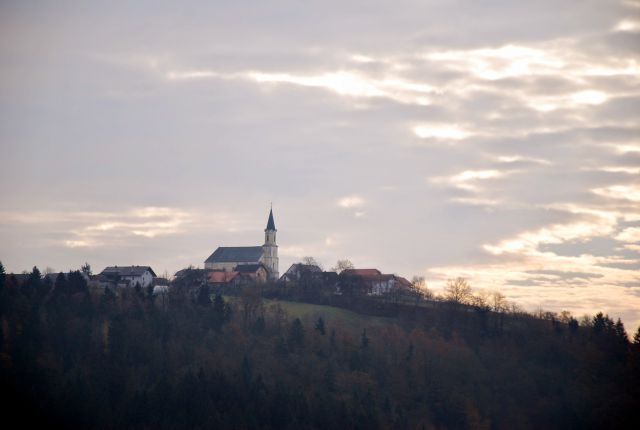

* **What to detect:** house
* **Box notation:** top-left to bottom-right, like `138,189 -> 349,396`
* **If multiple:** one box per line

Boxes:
204,208 -> 279,280
279,263 -> 323,284
207,270 -> 239,286
99,266 -> 156,288
339,268 -> 412,296
279,263 -> 339,292
152,277 -> 171,294
235,264 -> 269,283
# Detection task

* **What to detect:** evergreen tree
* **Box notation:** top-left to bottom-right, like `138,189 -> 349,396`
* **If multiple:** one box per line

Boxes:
315,317 -> 326,335
288,318 -> 305,349
360,329 -> 369,349
67,270 -> 88,294
0,260 -> 6,291
22,266 -> 42,297
54,272 -> 68,295
614,318 -> 629,345
592,312 -> 607,334
197,285 -> 212,306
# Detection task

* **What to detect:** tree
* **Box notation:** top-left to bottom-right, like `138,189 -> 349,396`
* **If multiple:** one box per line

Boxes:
81,262 -> 92,277
22,266 -> 42,297
54,272 -> 68,295
614,318 -> 628,345
315,317 -> 326,335
0,260 -> 6,291
332,259 -> 354,274
633,326 -> 640,345
491,291 -> 507,313
196,285 -> 212,306
443,277 -> 472,305
288,318 -> 305,349
67,270 -> 88,295
300,256 -> 322,269
592,312 -> 607,334
411,276 -> 432,300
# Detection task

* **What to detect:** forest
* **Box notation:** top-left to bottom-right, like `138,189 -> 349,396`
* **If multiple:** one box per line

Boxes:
1,262 -> 639,429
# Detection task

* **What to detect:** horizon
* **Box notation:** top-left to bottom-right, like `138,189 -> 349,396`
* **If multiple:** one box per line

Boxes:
1,1 -> 639,330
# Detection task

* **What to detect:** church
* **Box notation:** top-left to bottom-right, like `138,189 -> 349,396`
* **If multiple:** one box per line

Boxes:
204,207 -> 279,280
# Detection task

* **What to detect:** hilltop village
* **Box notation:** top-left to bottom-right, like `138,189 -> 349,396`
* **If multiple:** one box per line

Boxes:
116,207 -> 413,299
6,207 -> 418,302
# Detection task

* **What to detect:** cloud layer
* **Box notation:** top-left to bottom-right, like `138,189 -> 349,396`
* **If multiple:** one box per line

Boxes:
1,0 -> 639,328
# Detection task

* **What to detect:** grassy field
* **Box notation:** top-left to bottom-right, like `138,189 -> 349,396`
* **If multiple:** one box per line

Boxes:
225,296 -> 397,333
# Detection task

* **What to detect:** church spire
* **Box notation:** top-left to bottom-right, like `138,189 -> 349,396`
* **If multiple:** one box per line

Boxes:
263,205 -> 278,280
266,206 -> 276,231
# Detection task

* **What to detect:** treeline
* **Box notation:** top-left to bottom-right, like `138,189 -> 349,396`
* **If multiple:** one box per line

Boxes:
1,263 -> 639,429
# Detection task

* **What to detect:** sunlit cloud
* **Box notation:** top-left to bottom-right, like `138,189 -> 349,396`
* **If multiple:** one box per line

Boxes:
616,227 -> 640,243
431,169 -> 509,192
338,195 -> 365,209
425,43 -> 640,81
247,70 -> 434,105
570,90 -> 608,105
425,44 -> 566,80
592,185 -> 640,202
0,207 -> 193,248
613,19 -> 640,32
413,124 -> 474,140
495,155 -> 551,165
166,70 -> 225,80
594,166 -> 640,174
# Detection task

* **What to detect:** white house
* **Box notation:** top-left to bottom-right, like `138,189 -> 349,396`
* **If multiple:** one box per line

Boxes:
99,266 -> 157,288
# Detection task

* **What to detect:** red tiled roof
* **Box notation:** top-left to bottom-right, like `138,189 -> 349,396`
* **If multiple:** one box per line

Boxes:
395,276 -> 412,288
208,271 -> 238,283
342,269 -> 382,277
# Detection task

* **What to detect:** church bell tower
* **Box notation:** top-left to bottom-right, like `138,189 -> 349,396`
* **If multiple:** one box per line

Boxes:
262,206 -> 279,280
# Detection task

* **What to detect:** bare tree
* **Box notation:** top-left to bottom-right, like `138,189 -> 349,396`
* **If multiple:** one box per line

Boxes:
411,275 -> 433,300
491,291 -> 508,313
81,262 -> 92,276
471,289 -> 491,310
300,256 -> 323,270
332,259 -> 354,273
443,277 -> 473,305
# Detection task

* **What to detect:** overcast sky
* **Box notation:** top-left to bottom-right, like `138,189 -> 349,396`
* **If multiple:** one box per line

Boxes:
1,0 -> 639,328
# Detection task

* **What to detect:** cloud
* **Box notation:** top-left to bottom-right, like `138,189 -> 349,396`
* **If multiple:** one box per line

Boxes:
430,169 -> 511,193
613,19 -> 640,32
616,227 -> 640,243
592,185 -> 640,202
413,124 -> 474,140
1,0 -> 639,329
0,207 -> 193,248
338,195 -> 365,209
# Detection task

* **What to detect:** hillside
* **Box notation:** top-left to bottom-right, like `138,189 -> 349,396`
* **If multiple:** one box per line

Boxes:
1,274 -> 639,429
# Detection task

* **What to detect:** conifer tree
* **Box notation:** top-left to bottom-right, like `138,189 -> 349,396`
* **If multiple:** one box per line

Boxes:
315,317 -> 326,335
289,318 -> 305,349
0,260 -> 5,291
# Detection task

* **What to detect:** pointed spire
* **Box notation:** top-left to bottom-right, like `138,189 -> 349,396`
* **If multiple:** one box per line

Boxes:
266,207 -> 276,230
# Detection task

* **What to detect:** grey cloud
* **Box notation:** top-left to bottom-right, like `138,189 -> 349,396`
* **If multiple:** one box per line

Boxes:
1,0 -> 639,328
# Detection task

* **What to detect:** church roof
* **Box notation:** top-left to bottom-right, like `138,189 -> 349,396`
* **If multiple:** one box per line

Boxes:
266,208 -> 276,230
205,246 -> 264,264
235,263 -> 268,273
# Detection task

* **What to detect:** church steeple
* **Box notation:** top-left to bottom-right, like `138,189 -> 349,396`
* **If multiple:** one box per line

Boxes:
266,207 -> 276,231
262,206 -> 278,280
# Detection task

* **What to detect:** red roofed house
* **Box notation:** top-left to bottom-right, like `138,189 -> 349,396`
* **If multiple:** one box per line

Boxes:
339,268 -> 412,296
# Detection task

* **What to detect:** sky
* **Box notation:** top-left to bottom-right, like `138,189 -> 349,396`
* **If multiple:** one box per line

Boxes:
1,1 -> 639,328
